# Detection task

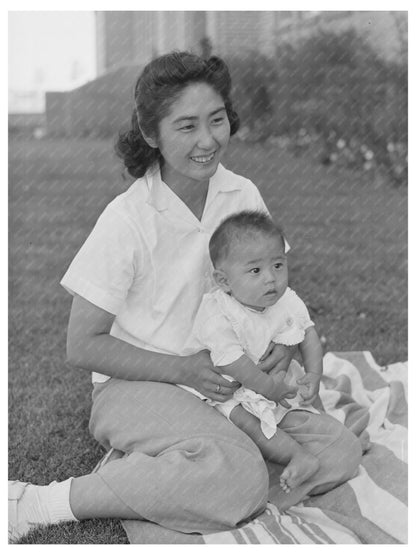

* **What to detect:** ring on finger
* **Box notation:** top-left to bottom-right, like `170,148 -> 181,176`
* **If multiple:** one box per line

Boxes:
216,384 -> 221,394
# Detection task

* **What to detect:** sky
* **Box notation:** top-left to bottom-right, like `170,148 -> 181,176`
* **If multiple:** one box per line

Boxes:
8,11 -> 96,98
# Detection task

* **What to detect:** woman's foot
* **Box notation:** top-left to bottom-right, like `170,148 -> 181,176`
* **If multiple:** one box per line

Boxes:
279,450 -> 319,493
8,478 -> 76,543
9,481 -> 44,542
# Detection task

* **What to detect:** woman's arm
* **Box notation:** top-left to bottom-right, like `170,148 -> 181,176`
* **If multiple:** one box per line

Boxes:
66,295 -> 238,400
219,354 -> 297,404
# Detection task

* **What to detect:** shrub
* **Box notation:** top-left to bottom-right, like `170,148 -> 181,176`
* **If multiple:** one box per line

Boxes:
226,51 -> 278,141
226,29 -> 407,185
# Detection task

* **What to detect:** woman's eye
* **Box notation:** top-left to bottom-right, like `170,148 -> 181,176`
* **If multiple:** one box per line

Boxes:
179,124 -> 194,131
212,117 -> 224,125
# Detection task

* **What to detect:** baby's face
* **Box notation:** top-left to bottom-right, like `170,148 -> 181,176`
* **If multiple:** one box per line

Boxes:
219,233 -> 288,311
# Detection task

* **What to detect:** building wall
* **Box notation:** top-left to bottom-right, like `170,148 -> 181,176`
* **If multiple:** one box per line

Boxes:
104,12 -> 136,71
96,11 -> 208,75
46,11 -> 405,137
212,11 -> 275,57
159,12 -> 187,52
95,11 -> 405,76
95,12 -> 107,75
132,11 -> 156,64
95,12 -> 142,73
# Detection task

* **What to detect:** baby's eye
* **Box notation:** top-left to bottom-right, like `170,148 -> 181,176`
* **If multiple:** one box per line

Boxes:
249,268 -> 260,274
274,263 -> 283,270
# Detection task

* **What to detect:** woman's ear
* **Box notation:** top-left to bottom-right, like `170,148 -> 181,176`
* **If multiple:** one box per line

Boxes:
139,125 -> 158,149
213,269 -> 231,293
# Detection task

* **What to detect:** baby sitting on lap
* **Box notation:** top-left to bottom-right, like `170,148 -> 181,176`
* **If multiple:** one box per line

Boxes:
181,210 -> 323,493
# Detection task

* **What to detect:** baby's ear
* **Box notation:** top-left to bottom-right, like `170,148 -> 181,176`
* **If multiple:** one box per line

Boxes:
213,269 -> 230,292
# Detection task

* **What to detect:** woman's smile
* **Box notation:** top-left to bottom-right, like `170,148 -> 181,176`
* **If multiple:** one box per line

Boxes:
190,152 -> 216,164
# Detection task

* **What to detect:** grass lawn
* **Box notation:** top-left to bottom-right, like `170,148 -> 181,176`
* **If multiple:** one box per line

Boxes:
8,136 -> 407,543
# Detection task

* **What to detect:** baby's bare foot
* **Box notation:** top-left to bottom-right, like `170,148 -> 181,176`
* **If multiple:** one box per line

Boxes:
280,450 -> 319,492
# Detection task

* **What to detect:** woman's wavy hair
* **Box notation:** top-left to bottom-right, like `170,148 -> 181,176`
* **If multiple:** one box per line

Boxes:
116,51 -> 240,178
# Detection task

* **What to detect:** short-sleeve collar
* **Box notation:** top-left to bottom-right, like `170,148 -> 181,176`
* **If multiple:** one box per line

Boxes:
144,164 -> 168,212
208,163 -> 245,195
145,163 -> 244,213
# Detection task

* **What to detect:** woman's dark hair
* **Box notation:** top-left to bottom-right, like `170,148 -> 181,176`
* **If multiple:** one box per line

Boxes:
116,51 -> 240,178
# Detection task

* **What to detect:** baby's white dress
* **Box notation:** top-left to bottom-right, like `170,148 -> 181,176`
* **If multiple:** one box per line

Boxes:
182,287 -> 319,438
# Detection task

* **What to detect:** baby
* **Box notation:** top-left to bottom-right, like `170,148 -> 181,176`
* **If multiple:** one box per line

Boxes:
183,210 -> 324,493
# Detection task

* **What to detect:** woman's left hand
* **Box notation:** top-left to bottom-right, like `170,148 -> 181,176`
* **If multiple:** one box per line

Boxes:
257,342 -> 297,375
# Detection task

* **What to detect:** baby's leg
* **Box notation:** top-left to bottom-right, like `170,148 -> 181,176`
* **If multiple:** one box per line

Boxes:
230,406 -> 319,492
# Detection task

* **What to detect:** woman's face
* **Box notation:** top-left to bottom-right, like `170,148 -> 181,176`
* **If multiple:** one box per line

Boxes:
155,82 -> 231,188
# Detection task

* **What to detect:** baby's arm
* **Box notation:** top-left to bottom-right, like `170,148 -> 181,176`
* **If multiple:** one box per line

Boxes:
297,326 -> 323,405
219,355 -> 298,405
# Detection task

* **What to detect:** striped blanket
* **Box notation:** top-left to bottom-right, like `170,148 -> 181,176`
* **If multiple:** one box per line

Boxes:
98,351 -> 408,544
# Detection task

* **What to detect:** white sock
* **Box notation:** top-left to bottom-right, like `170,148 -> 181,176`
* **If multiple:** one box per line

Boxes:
41,478 -> 78,524
23,478 -> 78,527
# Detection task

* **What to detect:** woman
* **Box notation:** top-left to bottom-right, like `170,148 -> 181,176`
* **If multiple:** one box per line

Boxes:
9,51 -> 361,541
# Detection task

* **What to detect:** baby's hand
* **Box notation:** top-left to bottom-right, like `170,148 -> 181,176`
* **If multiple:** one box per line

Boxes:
296,373 -> 321,405
270,371 -> 298,408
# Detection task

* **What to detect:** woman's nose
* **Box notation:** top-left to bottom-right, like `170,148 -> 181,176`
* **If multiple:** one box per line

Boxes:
197,126 -> 216,149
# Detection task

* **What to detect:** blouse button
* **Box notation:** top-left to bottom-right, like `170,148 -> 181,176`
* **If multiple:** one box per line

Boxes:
286,317 -> 294,326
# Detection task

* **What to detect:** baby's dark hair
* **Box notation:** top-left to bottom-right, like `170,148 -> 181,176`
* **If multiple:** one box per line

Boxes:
116,51 -> 240,178
209,210 -> 285,268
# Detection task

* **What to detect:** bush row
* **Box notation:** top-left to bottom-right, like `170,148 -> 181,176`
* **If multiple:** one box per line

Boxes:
227,29 -> 407,186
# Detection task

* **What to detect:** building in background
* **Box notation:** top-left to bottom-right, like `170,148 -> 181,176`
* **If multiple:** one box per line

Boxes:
45,11 -> 406,137
96,11 -> 207,73
95,11 -> 406,75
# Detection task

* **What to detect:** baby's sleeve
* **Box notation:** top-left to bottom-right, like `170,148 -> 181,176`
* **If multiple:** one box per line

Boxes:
194,300 -> 245,367
60,205 -> 143,315
271,289 -> 315,346
288,290 -> 315,331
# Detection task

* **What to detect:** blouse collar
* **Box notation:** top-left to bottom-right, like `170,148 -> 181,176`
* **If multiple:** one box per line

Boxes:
145,163 -> 243,213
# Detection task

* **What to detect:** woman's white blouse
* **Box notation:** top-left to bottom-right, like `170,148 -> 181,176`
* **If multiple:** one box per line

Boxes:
60,164 -> 269,382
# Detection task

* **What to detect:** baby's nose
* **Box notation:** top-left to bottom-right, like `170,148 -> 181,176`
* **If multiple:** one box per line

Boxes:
263,269 -> 275,284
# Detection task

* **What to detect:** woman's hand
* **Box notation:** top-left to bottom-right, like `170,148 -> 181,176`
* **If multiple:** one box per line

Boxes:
257,342 -> 297,376
182,350 -> 240,402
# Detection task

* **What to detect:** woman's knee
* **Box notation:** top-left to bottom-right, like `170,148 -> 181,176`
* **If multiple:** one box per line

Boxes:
195,436 -> 269,531
315,422 -> 362,488
279,412 -> 362,498
335,426 -> 362,479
